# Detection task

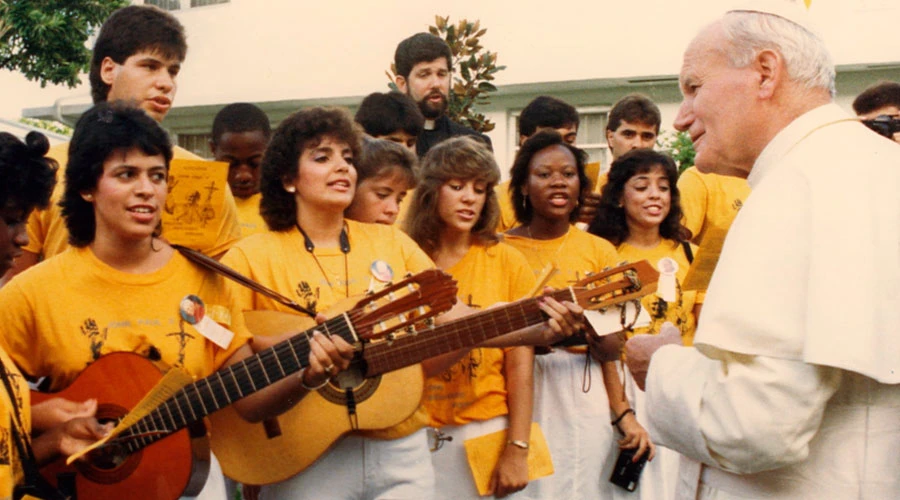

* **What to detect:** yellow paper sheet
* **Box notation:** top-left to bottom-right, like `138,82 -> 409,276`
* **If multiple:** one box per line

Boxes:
463,422 -> 554,496
67,367 -> 194,464
682,225 -> 730,291
162,159 -> 229,249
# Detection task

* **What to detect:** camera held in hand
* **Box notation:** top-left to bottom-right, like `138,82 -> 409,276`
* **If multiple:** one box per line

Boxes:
861,114 -> 900,139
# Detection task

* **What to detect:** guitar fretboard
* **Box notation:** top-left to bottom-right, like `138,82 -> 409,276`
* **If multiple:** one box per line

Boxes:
363,288 -> 576,376
116,313 -> 357,454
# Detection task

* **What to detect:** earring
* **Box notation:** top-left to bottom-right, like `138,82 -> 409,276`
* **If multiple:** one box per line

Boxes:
84,194 -> 93,201
286,186 -> 296,193
521,195 -> 528,210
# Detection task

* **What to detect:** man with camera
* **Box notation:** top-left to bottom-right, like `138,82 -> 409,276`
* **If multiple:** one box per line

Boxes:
853,81 -> 900,143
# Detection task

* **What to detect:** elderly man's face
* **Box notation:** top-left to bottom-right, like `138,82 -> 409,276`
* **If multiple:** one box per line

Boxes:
673,25 -> 760,174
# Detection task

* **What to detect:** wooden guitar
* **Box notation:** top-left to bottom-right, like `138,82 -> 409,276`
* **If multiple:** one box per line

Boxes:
32,270 -> 457,500
210,260 -> 659,486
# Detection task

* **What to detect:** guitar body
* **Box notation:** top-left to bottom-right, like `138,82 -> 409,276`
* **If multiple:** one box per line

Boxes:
31,352 -> 207,500
209,309 -> 426,485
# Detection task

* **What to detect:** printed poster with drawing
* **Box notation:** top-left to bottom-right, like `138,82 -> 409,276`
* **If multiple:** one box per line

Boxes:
163,159 -> 229,249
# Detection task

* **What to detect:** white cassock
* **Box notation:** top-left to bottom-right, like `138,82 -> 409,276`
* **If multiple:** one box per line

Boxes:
645,103 -> 900,499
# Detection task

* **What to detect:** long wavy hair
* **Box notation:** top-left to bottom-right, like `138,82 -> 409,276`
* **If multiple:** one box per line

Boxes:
588,148 -> 688,246
403,136 -> 500,256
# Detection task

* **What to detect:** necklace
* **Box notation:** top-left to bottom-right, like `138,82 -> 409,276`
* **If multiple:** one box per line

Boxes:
295,223 -> 351,298
525,224 -> 572,269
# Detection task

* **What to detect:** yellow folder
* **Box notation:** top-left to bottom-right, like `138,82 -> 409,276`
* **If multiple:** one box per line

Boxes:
463,422 -> 554,496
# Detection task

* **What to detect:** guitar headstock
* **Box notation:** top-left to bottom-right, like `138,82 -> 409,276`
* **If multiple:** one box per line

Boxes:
567,260 -> 659,311
346,269 -> 458,341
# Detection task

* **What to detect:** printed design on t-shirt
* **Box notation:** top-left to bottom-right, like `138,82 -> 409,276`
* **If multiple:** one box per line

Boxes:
0,426 -> 9,466
166,319 -> 196,368
646,281 -> 690,335
441,348 -> 483,382
732,198 -> 743,212
464,294 -> 482,309
295,281 -> 320,315
80,318 -> 109,364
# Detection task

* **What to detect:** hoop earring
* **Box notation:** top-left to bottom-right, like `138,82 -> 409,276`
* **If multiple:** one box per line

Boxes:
522,195 -> 528,210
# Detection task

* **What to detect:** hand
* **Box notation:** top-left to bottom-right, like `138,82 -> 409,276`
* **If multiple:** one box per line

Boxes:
537,288 -> 585,344
576,192 -> 601,226
586,325 -> 623,363
302,331 -> 355,388
615,412 -> 656,462
31,397 -> 98,433
625,322 -> 682,390
33,414 -> 112,465
488,444 -> 529,497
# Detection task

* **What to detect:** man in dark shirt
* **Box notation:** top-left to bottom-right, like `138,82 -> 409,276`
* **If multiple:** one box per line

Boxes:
393,32 -> 492,157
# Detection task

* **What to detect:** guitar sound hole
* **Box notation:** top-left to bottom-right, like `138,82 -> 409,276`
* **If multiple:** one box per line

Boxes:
319,366 -> 381,405
76,403 -> 143,484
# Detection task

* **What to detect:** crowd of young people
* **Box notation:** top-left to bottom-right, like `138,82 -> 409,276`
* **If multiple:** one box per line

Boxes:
1,3 -> 896,500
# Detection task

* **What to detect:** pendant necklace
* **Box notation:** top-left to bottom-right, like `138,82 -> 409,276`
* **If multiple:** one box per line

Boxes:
296,223 -> 351,298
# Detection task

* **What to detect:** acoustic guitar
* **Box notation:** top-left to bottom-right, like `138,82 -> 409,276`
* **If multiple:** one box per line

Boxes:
32,269 -> 458,500
210,260 -> 659,485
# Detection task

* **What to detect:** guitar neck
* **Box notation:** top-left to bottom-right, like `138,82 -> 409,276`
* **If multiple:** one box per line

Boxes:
362,288 -> 575,377
118,314 -> 355,454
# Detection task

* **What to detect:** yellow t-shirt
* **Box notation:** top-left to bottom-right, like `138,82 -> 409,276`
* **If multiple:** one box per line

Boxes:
504,227 -> 619,290
616,240 -> 700,346
25,143 -> 242,259
0,348 -> 30,499
677,166 -> 751,246
221,220 -> 436,438
0,247 -> 251,391
423,242 -> 535,427
234,193 -> 266,238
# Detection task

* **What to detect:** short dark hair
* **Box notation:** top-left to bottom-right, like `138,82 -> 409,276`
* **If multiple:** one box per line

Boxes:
404,136 -> 500,255
853,81 -> 900,116
588,149 -> 687,245
519,96 -> 579,138
394,32 -> 452,79
0,132 -> 57,215
89,5 -> 187,104
260,107 -> 363,231
211,103 -> 271,145
62,102 -> 173,247
509,130 -> 589,225
356,137 -> 417,186
607,93 -> 661,133
355,92 -> 425,138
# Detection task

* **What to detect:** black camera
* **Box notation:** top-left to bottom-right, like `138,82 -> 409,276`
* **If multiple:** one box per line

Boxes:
609,447 -> 649,492
861,114 -> 900,139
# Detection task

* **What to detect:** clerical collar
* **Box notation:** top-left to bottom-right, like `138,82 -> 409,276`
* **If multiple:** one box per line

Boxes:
424,119 -> 436,130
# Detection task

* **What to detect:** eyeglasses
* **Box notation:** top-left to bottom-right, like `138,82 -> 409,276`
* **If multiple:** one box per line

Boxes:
861,114 -> 900,139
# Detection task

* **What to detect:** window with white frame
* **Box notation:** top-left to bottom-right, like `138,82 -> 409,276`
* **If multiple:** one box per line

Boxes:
509,105 -> 610,177
144,0 -> 229,10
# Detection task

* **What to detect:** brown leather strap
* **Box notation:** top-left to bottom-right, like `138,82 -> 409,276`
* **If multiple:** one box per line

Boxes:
173,245 -> 315,318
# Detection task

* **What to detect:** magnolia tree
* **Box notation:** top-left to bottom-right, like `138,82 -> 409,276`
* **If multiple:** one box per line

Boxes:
388,16 -> 505,133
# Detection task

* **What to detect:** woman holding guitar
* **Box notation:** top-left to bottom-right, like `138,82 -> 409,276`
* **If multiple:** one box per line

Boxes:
220,107 -> 584,500
404,136 -> 536,498
504,130 -> 654,499
0,104 -> 352,500
588,148 -> 701,500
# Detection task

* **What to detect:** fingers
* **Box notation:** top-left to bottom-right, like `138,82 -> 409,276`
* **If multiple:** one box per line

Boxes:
304,331 -> 354,387
538,296 -> 585,341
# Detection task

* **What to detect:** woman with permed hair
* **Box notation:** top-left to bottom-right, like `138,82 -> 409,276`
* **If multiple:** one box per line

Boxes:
0,103 -> 334,499
588,148 -> 700,500
220,107 -> 585,500
404,136 -> 537,498
0,131 -> 117,499
504,129 -> 654,499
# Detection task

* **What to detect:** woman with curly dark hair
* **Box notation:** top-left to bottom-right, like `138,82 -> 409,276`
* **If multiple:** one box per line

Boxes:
588,148 -> 701,500
221,107 -> 585,500
504,130 -> 654,499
